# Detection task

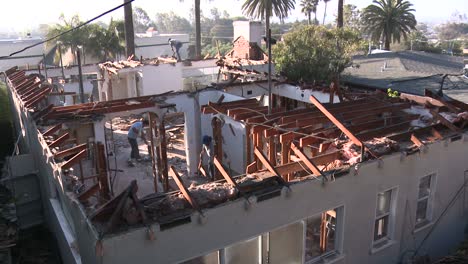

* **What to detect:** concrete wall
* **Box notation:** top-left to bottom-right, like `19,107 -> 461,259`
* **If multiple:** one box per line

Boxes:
225,83 -> 339,104
141,64 -> 183,95
233,21 -> 263,46
98,134 -> 468,264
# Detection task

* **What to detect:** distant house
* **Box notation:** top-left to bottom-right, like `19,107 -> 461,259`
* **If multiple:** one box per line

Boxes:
344,51 -> 468,103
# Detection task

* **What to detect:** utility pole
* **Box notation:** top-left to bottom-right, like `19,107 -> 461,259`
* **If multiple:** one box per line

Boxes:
267,28 -> 272,115
124,0 -> 135,58
76,48 -> 85,104
195,0 -> 201,59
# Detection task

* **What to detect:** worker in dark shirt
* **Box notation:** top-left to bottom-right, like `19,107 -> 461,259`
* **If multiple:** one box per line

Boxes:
168,38 -> 183,61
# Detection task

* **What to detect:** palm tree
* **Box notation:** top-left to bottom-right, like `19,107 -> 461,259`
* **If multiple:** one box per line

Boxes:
322,0 -> 330,25
242,0 -> 295,39
362,0 -> 417,50
312,0 -> 319,24
337,0 -> 344,28
300,0 -> 314,25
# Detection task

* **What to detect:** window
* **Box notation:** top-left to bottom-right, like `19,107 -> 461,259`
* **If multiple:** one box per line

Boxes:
415,174 -> 435,229
304,207 -> 343,263
373,188 -> 396,247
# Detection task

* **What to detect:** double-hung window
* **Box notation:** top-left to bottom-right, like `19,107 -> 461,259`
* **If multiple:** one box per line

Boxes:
415,174 -> 435,229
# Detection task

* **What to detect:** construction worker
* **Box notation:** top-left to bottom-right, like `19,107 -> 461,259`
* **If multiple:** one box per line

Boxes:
199,135 -> 214,180
127,119 -> 149,164
168,38 -> 183,61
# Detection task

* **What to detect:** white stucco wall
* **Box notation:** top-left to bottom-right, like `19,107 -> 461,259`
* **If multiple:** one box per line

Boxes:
141,64 -> 183,95
98,135 -> 468,264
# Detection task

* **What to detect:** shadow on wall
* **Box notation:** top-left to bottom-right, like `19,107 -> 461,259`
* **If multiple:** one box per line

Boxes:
0,81 -> 14,170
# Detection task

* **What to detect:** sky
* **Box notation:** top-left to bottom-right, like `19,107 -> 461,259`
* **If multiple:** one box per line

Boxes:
1,0 -> 467,33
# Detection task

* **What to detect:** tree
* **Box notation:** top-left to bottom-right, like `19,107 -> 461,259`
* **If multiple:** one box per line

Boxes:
337,0 -> 344,28
273,25 -> 362,82
300,0 -> 314,25
322,0 -> 330,25
242,0 -> 296,40
154,12 -> 192,33
46,14 -> 89,64
362,0 -> 417,50
133,7 -> 156,33
343,4 -> 362,30
86,19 -> 125,61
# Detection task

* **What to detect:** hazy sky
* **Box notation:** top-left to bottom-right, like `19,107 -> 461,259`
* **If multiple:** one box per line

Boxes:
1,0 -> 467,33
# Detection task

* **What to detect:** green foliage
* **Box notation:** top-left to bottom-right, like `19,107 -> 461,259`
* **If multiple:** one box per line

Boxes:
387,88 -> 399,98
46,14 -> 125,63
362,0 -> 417,50
155,12 -> 192,34
436,22 -> 468,40
133,6 -> 156,33
202,42 -> 233,57
343,4 -> 362,31
273,25 -> 363,83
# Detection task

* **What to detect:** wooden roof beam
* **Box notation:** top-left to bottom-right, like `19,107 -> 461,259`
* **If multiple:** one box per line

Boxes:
169,166 -> 201,213
54,143 -> 87,160
254,147 -> 288,184
61,149 -> 87,170
48,133 -> 70,149
430,109 -> 461,133
290,142 -> 326,179
43,124 -> 62,137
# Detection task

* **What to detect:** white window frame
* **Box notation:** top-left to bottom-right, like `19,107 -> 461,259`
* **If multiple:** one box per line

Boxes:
372,187 -> 398,249
415,173 -> 436,230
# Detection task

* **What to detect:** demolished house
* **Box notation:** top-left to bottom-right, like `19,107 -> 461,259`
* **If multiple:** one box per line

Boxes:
3,60 -> 468,264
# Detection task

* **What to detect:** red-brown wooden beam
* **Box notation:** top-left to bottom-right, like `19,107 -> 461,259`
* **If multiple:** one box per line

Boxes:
24,87 -> 52,108
357,121 -> 411,141
309,95 -> 364,147
169,166 -> 201,212
43,123 -> 62,137
61,149 -> 87,170
254,147 -> 286,182
410,134 -> 424,147
77,184 -> 99,202
290,142 -> 324,178
48,133 -> 70,149
54,143 -> 87,159
213,156 -> 242,192
275,150 -> 341,176
430,109 -> 461,133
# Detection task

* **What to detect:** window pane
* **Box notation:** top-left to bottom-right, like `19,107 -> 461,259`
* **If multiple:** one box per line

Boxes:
373,215 -> 388,241
181,251 -> 219,264
225,237 -> 260,264
269,222 -> 304,264
416,199 -> 428,223
376,190 -> 392,216
305,210 -> 337,262
418,175 -> 432,199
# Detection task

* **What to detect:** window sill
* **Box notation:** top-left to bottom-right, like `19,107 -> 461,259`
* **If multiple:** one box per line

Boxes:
413,221 -> 434,234
305,252 -> 345,264
370,239 -> 397,255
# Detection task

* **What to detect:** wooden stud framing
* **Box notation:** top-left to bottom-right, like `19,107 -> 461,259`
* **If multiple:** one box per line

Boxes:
54,143 -> 87,159
48,133 -> 70,149
410,134 -> 424,148
213,156 -> 242,191
290,142 -> 324,178
430,109 -> 461,133
254,147 -> 285,182
61,149 -> 87,170
43,124 -> 62,137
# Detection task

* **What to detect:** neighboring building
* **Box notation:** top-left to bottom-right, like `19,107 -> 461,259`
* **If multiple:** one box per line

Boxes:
344,51 -> 468,103
2,63 -> 468,264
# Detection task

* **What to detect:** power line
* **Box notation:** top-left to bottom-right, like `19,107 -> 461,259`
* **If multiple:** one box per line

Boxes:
0,0 -> 135,60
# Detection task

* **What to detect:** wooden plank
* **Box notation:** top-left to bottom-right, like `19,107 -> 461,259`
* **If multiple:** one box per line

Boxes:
246,161 -> 258,174
411,134 -> 424,147
290,142 -> 324,177
357,121 -> 411,141
169,166 -> 201,212
254,147 -> 284,181
275,151 -> 341,175
43,124 -> 62,137
54,143 -> 87,159
430,109 -> 461,133
309,95 -> 363,147
48,133 -> 70,148
268,137 -> 276,166
61,149 -> 87,170
24,87 -> 52,108
431,128 -> 443,140
77,184 -> 99,202
213,157 -> 242,191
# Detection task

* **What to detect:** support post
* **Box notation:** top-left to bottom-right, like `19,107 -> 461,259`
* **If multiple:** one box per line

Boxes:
158,118 -> 169,192
148,113 -> 158,192
76,48 -> 85,104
